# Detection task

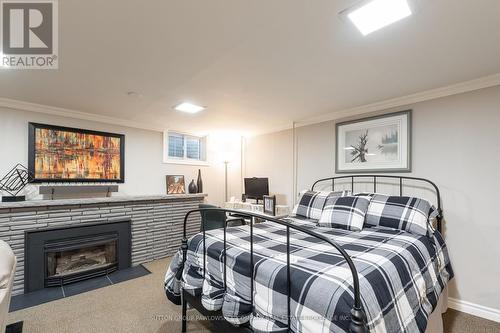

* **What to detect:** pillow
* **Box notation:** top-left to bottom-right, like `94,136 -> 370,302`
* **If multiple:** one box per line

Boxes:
292,190 -> 350,220
365,194 -> 438,236
318,195 -> 372,231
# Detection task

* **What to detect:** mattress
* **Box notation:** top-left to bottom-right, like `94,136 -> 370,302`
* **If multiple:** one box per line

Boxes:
165,221 -> 453,333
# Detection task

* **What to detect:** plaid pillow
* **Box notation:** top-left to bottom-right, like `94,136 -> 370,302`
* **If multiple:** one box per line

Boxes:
365,194 -> 438,236
318,195 -> 372,231
292,190 -> 350,220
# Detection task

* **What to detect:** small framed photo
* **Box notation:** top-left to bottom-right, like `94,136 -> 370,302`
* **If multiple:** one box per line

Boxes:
263,195 -> 276,216
166,175 -> 185,194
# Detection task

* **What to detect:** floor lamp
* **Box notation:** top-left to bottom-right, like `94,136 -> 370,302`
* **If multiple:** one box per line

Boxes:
224,160 -> 229,202
222,150 -> 235,203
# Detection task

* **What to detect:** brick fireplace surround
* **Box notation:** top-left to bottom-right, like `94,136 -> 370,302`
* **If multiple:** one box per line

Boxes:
0,194 -> 205,295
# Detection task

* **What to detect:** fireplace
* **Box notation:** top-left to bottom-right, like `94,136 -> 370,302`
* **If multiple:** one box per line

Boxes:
25,219 -> 131,293
45,233 -> 119,287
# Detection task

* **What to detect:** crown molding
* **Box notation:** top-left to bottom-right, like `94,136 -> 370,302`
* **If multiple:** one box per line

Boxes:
0,97 -> 163,132
299,72 -> 500,126
2,72 -> 500,136
254,72 -> 500,136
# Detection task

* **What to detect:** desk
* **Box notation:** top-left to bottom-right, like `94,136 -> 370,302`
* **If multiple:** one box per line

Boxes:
223,202 -> 290,219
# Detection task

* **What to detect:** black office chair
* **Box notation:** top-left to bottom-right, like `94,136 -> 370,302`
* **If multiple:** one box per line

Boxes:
199,203 -> 245,231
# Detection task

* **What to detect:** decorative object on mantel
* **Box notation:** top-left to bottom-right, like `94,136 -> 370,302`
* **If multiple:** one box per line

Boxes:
166,175 -> 185,194
336,110 -> 412,173
188,180 -> 198,194
0,164 -> 34,202
39,185 -> 119,200
28,123 -> 125,183
196,169 -> 203,193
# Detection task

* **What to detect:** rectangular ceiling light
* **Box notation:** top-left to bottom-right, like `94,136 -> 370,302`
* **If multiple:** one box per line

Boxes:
346,0 -> 412,36
174,102 -> 205,114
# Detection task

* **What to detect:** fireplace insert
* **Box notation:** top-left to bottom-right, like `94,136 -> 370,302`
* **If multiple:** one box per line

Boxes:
45,233 -> 119,287
25,219 -> 131,293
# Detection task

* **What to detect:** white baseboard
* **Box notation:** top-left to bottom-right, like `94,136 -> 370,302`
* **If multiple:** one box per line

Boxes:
448,298 -> 500,323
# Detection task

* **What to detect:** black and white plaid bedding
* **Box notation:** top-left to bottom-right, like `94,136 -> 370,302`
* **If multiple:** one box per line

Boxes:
318,195 -> 372,231
363,194 -> 438,236
165,222 -> 453,333
282,215 -> 319,227
293,190 -> 350,219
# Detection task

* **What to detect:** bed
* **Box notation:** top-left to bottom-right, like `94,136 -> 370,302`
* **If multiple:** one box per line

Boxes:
165,176 -> 453,333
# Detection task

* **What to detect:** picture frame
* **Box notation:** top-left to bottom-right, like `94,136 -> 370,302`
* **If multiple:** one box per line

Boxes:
28,123 -> 125,183
166,175 -> 185,194
335,110 -> 411,173
263,195 -> 276,216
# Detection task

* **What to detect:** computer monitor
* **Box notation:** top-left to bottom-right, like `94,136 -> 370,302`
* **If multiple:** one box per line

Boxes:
244,177 -> 269,202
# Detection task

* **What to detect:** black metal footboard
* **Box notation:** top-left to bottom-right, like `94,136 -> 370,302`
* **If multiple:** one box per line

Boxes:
179,208 -> 368,333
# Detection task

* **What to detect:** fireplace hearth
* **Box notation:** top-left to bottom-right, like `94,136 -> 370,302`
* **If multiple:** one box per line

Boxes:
25,219 -> 131,293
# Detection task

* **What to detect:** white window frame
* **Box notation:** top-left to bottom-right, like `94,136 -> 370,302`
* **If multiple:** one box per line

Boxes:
163,130 -> 209,166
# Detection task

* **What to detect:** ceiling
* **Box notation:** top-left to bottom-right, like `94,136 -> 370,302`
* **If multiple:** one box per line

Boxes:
1,0 -> 500,135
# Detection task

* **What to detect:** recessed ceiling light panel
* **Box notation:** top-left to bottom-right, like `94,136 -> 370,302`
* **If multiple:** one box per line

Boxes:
344,0 -> 413,36
174,102 -> 205,114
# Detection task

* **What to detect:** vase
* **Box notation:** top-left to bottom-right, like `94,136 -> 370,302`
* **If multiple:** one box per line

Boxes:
196,169 -> 203,193
188,179 -> 197,194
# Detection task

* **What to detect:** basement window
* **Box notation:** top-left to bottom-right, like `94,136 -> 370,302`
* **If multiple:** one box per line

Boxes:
163,131 -> 208,165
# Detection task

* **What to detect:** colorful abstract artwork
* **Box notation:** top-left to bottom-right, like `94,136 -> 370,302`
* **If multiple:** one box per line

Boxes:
30,124 -> 124,182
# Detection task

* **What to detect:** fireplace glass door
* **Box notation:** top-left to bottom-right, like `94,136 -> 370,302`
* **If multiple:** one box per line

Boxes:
45,233 -> 118,286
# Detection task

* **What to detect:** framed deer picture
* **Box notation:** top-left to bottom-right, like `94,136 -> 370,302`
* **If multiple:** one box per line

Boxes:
335,110 -> 411,173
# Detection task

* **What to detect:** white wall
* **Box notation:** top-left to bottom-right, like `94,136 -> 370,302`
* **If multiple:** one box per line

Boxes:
244,128 -> 294,205
0,107 -> 243,205
245,85 -> 500,314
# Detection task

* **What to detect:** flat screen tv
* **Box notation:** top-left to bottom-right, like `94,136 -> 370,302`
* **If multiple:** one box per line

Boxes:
244,177 -> 269,201
28,123 -> 125,183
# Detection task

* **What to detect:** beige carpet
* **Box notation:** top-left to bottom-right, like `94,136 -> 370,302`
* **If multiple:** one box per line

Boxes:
8,258 -> 500,333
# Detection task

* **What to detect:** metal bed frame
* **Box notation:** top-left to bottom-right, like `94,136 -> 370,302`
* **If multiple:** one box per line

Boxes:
312,175 -> 442,232
178,175 -> 443,333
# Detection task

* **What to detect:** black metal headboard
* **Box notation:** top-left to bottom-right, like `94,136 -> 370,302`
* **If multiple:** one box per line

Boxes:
311,175 -> 443,232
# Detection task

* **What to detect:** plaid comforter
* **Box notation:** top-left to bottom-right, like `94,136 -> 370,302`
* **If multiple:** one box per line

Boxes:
165,219 -> 453,333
